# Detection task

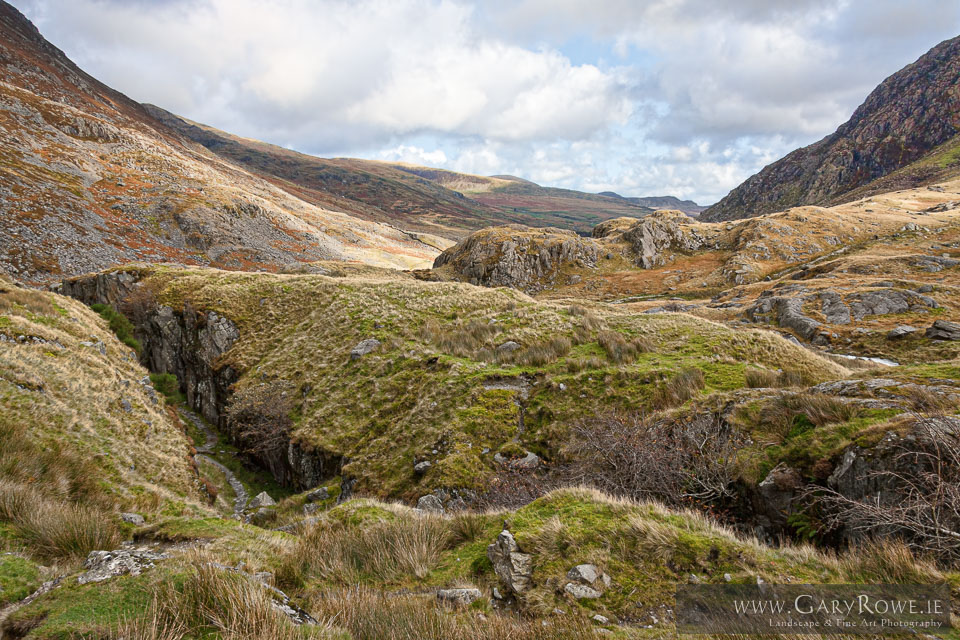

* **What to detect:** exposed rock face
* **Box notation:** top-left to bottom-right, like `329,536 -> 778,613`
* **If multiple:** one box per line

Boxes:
703,35 -> 960,221
433,225 -> 600,293
617,211 -> 718,269
927,319 -> 960,340
487,530 -> 533,594
59,270 -> 335,491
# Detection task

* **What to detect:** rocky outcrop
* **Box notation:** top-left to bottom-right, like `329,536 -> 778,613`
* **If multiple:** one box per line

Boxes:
77,548 -> 169,585
59,270 -> 337,491
703,35 -> 960,221
433,225 -> 599,292
487,530 -> 533,594
927,319 -> 960,340
617,211 -> 718,269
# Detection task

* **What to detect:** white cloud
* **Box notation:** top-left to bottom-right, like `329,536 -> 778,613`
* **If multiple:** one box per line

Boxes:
10,0 -> 960,204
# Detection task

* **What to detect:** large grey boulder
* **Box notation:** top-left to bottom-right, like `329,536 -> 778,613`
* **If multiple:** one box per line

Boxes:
416,494 -> 445,513
927,320 -> 960,341
350,338 -> 381,360
487,530 -> 533,594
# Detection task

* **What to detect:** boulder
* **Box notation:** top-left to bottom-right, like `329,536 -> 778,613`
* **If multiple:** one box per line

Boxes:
416,494 -> 445,513
566,564 -> 611,588
305,487 -> 329,503
564,583 -> 602,599
887,325 -> 918,339
350,338 -> 381,360
119,512 -> 145,526
413,461 -> 432,474
927,320 -> 960,341
78,548 -> 168,584
493,451 -> 541,470
496,341 -> 521,354
487,530 -> 533,594
248,491 -> 276,510
436,588 -> 483,606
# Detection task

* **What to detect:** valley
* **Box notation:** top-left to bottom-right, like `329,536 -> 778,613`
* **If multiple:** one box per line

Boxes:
0,1 -> 959,638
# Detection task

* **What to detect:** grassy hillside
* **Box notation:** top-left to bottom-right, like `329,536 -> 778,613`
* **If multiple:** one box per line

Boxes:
123,265 -> 849,500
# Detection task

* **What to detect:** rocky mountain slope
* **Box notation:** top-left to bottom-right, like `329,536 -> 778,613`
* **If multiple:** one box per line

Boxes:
148,106 -> 662,238
703,35 -> 960,221
0,2 -> 446,285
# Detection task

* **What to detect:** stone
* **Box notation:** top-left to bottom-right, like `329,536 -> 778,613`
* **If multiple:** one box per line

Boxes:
927,320 -> 960,341
564,582 -> 602,599
303,503 -> 323,515
416,494 -> 445,513
496,341 -> 521,353
566,564 -> 602,585
78,548 -> 168,584
305,487 -> 329,503
493,451 -> 540,470
119,512 -> 145,526
487,530 -> 533,593
120,398 -> 133,413
887,325 -> 918,339
414,461 -> 432,474
591,614 -> 610,625
350,338 -> 381,360
248,491 -> 276,510
437,588 -> 483,606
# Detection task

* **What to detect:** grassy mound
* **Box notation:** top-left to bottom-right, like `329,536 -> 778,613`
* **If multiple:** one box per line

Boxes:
124,265 -> 849,498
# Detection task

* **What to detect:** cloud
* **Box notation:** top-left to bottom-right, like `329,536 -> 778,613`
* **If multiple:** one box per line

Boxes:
10,0 -> 960,204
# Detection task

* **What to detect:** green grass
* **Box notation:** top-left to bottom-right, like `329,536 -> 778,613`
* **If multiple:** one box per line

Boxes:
0,554 -> 42,606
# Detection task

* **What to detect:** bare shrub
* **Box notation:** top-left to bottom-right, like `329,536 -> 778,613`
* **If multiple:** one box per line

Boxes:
564,412 -> 742,507
226,381 -> 295,459
474,466 -> 563,511
651,367 -> 705,408
816,415 -> 960,564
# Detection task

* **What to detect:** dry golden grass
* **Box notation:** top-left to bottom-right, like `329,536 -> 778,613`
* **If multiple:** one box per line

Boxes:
0,282 -> 204,522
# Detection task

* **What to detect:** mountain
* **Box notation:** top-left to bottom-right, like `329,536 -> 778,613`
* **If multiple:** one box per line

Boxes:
702,35 -> 960,222
597,191 -> 705,215
148,107 -> 659,237
0,2 -> 448,284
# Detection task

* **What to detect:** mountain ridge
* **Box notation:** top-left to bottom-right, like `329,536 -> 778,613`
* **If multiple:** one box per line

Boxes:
703,34 -> 960,221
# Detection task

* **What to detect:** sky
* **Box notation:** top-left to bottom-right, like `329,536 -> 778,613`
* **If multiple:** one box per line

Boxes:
11,0 -> 960,204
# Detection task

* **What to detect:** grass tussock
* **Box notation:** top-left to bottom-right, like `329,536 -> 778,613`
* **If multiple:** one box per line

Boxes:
309,587 -> 595,640
419,318 -> 500,357
745,368 -> 816,389
114,555 -> 335,640
280,515 -> 451,586
651,367 -> 705,408
597,330 -> 653,363
759,393 -> 862,438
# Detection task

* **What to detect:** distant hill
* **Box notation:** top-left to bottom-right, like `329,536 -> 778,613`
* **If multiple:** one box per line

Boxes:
703,34 -> 960,222
150,107 -> 660,237
597,192 -> 705,215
